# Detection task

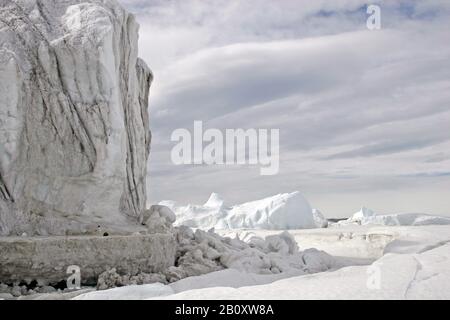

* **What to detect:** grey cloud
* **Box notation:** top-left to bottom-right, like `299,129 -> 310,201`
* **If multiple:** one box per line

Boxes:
115,0 -> 450,217
398,172 -> 450,178
324,136 -> 450,160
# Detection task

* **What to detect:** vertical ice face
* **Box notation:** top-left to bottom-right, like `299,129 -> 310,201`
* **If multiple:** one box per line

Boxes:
0,0 -> 152,235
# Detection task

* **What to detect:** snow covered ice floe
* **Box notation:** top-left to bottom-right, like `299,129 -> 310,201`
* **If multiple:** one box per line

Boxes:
71,224 -> 450,300
161,191 -> 322,230
160,225 -> 450,300
335,207 -> 450,227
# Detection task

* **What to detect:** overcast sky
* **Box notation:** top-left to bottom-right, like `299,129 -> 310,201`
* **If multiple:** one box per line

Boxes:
119,0 -> 450,217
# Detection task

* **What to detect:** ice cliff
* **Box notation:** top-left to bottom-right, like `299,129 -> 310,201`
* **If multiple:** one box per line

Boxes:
0,0 -> 152,235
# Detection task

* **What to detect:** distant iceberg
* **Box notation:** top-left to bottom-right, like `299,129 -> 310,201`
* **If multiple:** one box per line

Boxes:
160,191 -> 322,230
335,207 -> 450,226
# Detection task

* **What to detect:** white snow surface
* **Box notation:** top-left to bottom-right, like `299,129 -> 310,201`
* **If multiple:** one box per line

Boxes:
73,283 -> 173,300
160,191 -> 319,230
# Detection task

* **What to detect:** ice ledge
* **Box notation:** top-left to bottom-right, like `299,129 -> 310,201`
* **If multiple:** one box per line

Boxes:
0,234 -> 176,285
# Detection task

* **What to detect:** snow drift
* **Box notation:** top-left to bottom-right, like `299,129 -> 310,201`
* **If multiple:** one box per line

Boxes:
161,191 -> 321,230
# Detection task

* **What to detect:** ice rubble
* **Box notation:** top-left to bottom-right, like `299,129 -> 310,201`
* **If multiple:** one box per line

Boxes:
335,207 -> 450,226
161,191 -> 322,230
94,224 -> 335,290
73,228 -> 335,299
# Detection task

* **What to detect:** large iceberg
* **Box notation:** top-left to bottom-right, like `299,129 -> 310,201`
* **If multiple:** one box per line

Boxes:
161,191 -> 322,230
0,0 -> 152,236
